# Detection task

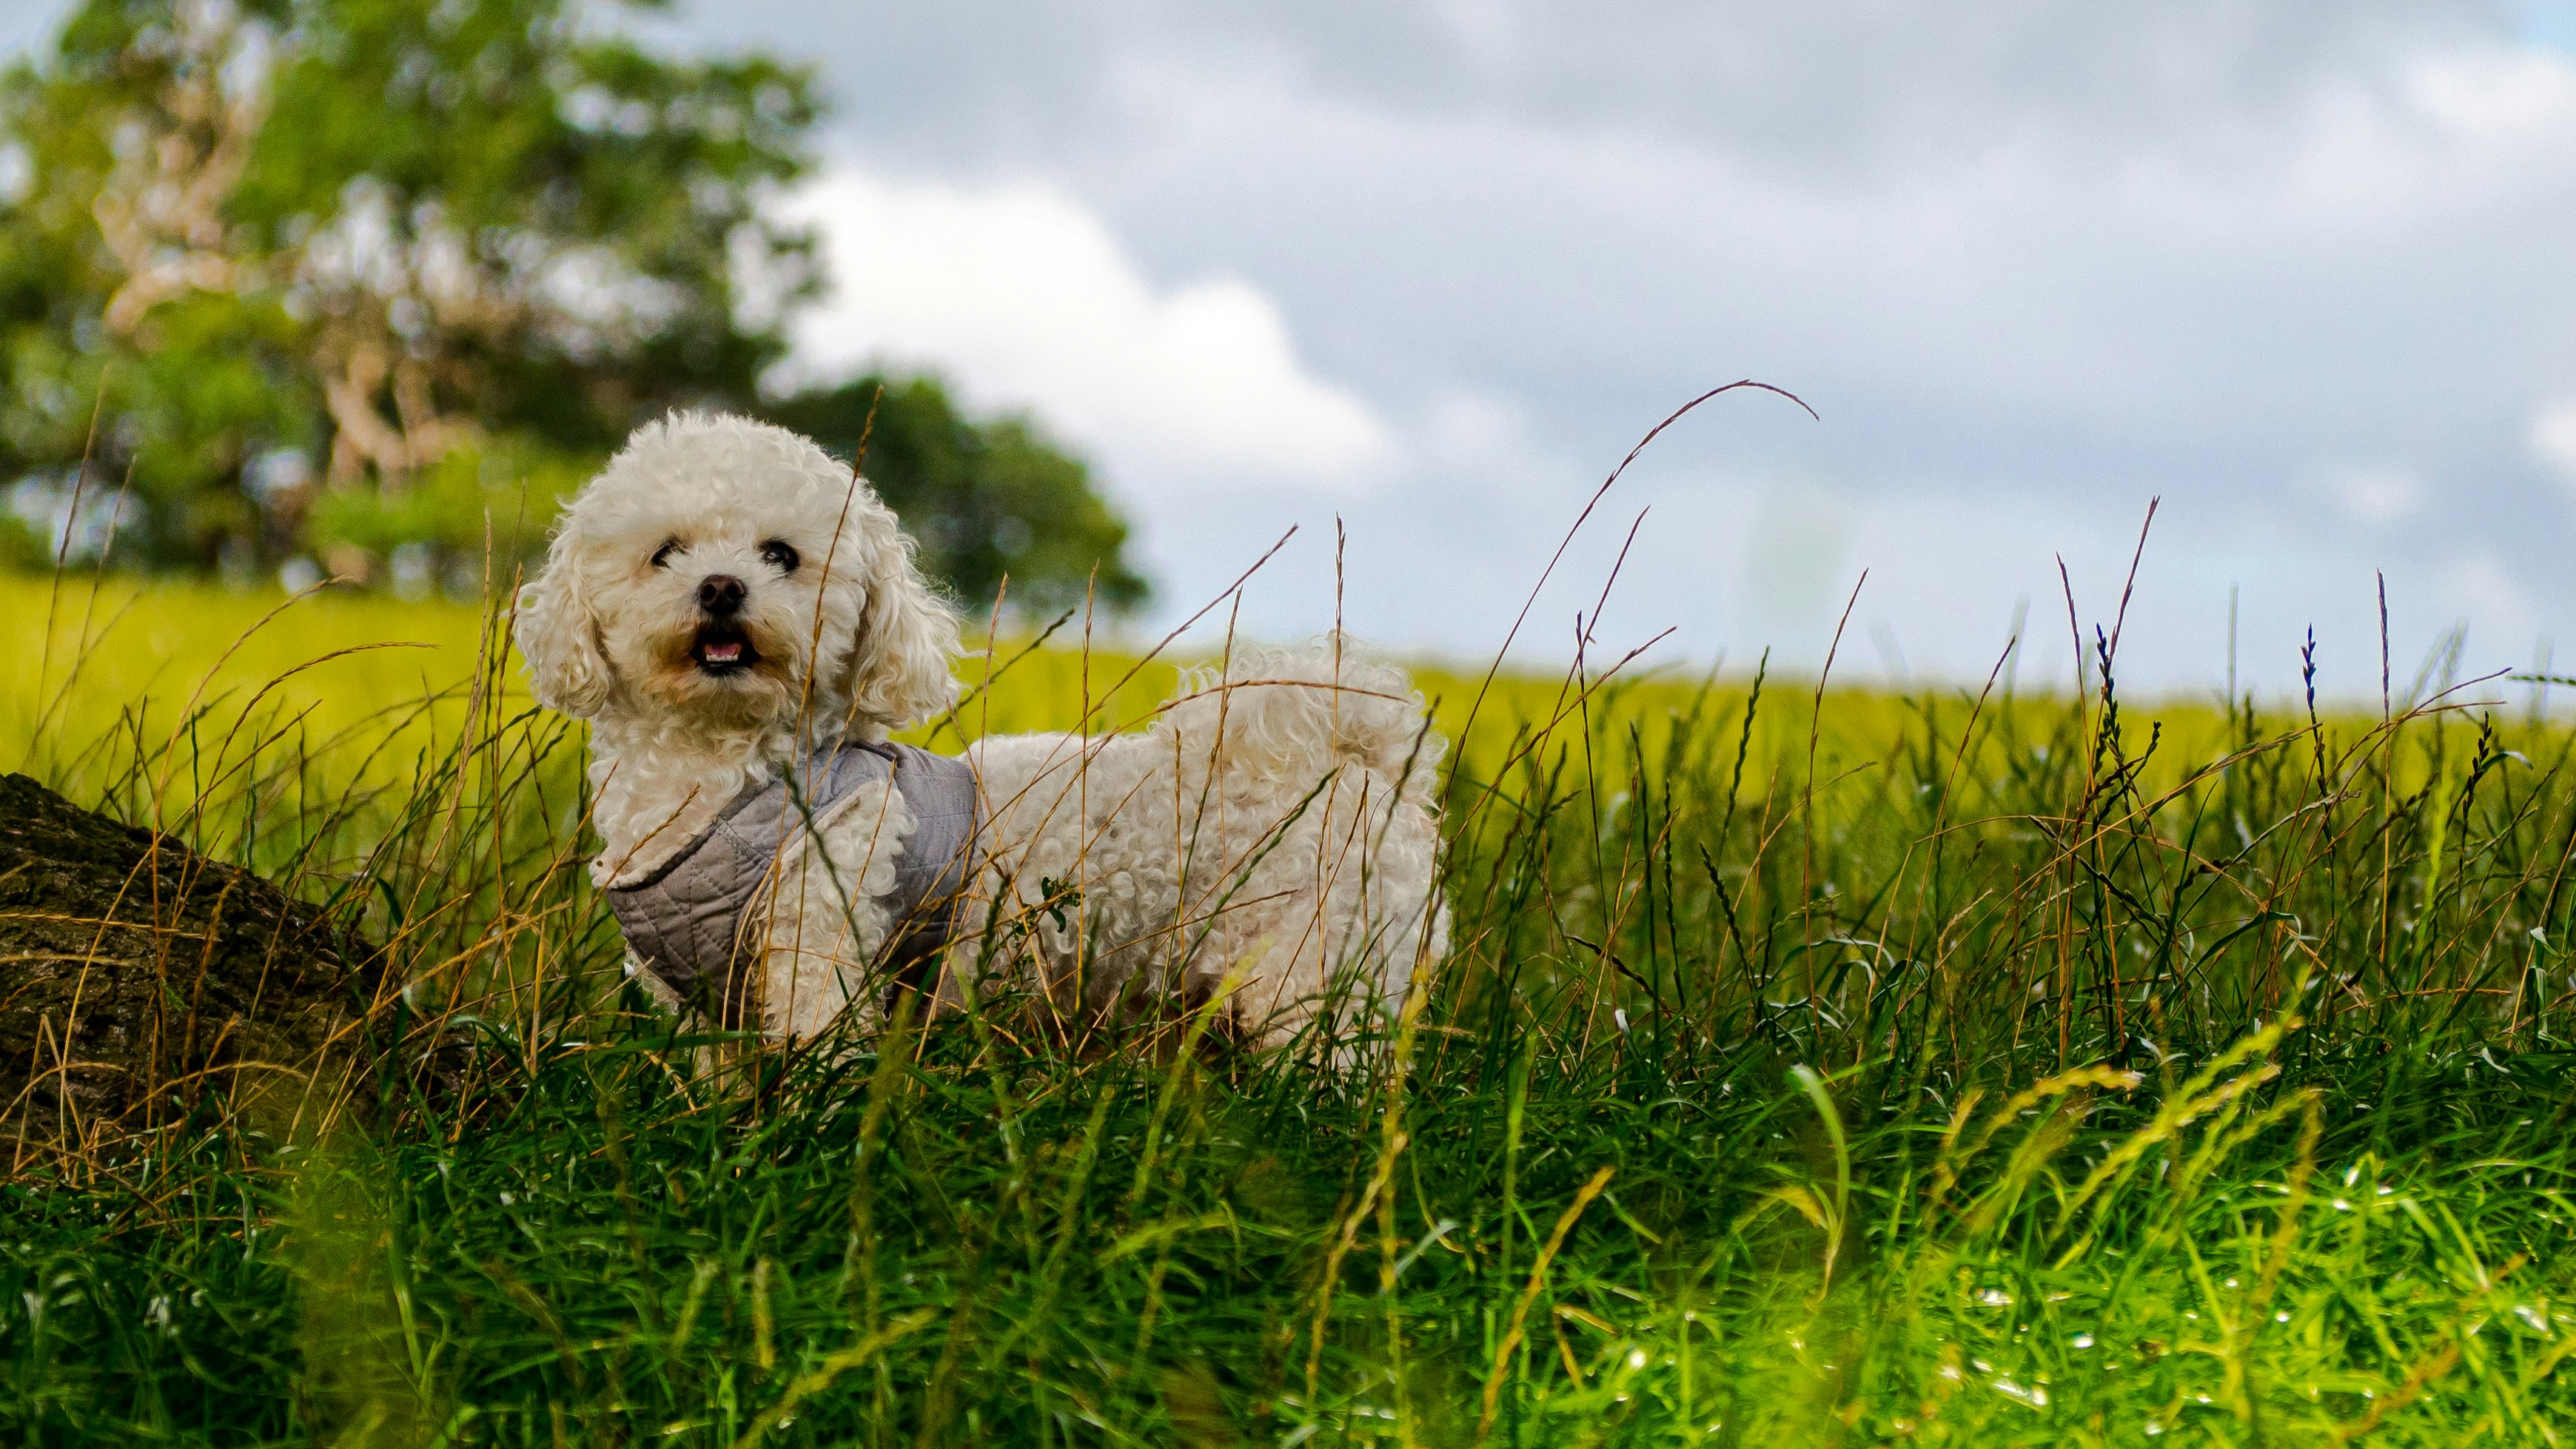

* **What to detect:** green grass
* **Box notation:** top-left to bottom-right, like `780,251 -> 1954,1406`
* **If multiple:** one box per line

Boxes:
7,574 -> 2576,1445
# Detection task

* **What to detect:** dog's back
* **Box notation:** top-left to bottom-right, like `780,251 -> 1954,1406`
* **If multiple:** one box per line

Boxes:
952,639 -> 1448,1052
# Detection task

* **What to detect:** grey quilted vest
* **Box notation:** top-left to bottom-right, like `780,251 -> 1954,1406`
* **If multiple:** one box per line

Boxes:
606,742 -> 980,1024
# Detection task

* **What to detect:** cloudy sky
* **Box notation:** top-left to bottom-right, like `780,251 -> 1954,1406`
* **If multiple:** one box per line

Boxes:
15,2 -> 2576,696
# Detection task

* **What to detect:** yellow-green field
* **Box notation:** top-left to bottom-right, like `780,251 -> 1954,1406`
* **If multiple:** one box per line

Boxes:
4,573 -> 2266,827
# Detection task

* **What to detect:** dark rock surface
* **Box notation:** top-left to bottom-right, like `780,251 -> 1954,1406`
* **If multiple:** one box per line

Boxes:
0,773 -> 377,1138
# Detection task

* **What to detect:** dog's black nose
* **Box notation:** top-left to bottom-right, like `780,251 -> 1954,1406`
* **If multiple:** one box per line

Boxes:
697,574 -> 745,616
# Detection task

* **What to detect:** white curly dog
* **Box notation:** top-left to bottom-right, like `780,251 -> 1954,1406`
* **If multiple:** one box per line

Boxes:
514,411 -> 1448,1052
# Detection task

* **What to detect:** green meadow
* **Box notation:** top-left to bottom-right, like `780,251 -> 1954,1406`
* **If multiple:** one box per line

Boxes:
6,573 -> 2575,1446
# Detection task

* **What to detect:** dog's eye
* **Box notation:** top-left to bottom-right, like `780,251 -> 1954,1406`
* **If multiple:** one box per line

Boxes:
649,539 -> 681,569
760,540 -> 800,574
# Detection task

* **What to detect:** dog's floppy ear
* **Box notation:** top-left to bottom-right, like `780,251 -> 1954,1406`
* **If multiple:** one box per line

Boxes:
837,510 -> 960,736
514,532 -> 614,718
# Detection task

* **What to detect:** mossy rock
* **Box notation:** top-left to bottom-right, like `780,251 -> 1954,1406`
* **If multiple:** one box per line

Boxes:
0,773 -> 378,1142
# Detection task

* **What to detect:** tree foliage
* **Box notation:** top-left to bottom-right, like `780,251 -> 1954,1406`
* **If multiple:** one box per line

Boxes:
0,0 -> 816,576
765,377 -> 1149,622
0,0 -> 1149,616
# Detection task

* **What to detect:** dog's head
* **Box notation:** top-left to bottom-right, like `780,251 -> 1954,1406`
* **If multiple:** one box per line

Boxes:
514,412 -> 959,739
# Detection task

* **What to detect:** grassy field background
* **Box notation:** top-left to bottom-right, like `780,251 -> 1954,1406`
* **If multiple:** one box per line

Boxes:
6,572 -> 2576,1445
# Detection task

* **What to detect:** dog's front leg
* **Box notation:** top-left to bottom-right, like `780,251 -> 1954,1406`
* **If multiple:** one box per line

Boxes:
621,952 -> 688,1014
757,778 -> 917,1039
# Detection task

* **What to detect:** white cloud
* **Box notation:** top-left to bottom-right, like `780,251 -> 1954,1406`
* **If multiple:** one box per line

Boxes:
2405,47 -> 2576,145
2319,465 -> 2424,525
2435,550 -> 2535,650
1411,388 -> 1574,501
2531,398 -> 2576,491
777,168 -> 1391,494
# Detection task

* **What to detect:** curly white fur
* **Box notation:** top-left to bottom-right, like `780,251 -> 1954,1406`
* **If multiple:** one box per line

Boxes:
759,776 -> 915,1038
518,411 -> 1448,1051
955,644 -> 1449,1047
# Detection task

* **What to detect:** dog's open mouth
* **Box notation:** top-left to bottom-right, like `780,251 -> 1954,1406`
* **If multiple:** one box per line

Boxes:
691,623 -> 758,677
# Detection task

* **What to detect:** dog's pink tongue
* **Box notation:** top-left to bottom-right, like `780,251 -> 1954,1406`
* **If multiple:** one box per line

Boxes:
705,641 -> 742,662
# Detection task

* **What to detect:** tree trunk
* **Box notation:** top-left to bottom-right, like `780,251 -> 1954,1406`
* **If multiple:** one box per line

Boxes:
0,773 -> 378,1151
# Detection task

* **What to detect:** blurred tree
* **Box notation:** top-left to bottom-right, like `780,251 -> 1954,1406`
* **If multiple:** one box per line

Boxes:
764,377 -> 1148,622
0,511 -> 47,571
0,0 -> 1150,616
0,0 -> 811,582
